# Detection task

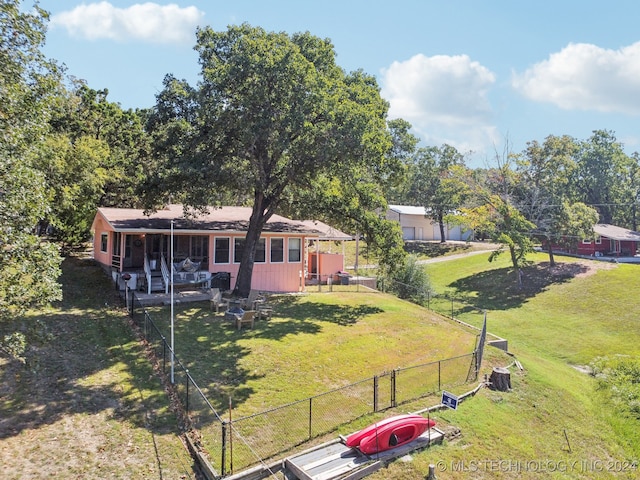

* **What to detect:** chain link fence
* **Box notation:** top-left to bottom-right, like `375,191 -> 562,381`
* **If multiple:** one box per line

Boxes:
128,285 -> 479,476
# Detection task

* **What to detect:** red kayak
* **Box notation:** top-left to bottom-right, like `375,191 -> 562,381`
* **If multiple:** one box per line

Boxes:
345,414 -> 435,454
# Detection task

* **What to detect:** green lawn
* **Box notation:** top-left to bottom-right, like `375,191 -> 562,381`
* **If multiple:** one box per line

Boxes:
5,250 -> 639,479
147,289 -> 479,418
368,252 -> 640,479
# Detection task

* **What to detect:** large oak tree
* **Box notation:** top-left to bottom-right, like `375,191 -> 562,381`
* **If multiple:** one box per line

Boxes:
149,24 -> 401,296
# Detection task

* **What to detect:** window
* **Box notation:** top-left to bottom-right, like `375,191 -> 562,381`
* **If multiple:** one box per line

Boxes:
582,239 -> 592,244
112,232 -> 122,255
255,237 -> 266,263
271,238 -> 284,263
234,237 -> 245,263
214,238 -> 230,264
100,233 -> 108,252
288,238 -> 301,262
595,236 -> 602,245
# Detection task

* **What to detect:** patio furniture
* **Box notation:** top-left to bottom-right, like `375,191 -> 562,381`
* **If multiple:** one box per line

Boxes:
210,288 -> 229,313
256,304 -> 273,321
240,290 -> 264,310
236,310 -> 256,330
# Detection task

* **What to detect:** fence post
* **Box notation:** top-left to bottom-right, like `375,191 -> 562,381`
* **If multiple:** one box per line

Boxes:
373,375 -> 378,412
391,370 -> 397,407
221,422 -> 227,477
162,338 -> 166,373
185,370 -> 190,414
308,398 -> 313,439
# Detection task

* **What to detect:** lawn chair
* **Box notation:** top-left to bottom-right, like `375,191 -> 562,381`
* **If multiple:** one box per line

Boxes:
236,310 -> 256,330
210,288 -> 229,313
241,289 -> 264,310
256,300 -> 274,320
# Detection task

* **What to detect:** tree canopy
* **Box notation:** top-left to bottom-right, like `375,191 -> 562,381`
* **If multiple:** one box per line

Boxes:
1,0 -> 62,359
148,23 -> 404,296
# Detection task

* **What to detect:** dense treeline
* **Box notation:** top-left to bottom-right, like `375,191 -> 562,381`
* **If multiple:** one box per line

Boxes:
3,0 -> 640,357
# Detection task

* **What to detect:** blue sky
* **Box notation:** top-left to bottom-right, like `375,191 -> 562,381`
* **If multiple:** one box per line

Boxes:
39,1 -> 640,166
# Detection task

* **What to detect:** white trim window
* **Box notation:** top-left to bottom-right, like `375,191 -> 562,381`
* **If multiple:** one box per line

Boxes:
582,239 -> 592,244
234,237 -> 245,263
288,238 -> 301,262
100,233 -> 108,253
255,237 -> 266,263
270,238 -> 284,263
595,236 -> 602,245
214,237 -> 230,264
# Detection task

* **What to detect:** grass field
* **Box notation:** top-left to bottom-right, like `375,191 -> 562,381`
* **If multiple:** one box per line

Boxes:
0,256 -> 197,479
367,252 -> 640,479
3,247 -> 639,479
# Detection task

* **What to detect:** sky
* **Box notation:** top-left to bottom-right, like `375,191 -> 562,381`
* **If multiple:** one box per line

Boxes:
38,0 -> 640,166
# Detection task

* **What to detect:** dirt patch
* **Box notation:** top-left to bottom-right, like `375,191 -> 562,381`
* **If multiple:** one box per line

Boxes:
0,256 -> 197,479
542,259 -> 617,279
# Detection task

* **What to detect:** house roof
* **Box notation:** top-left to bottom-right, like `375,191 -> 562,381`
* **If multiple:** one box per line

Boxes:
594,223 -> 640,241
94,205 -> 322,236
299,220 -> 352,241
388,204 -> 432,216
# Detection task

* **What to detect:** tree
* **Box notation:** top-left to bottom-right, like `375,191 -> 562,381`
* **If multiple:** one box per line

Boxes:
149,24 -> 401,296
407,144 -> 470,242
458,145 -> 535,287
35,82 -> 152,248
515,135 -> 599,266
384,118 -> 419,204
574,130 -> 633,225
1,0 -> 63,359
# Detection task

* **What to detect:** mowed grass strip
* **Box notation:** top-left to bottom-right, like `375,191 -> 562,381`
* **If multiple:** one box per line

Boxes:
146,289 -> 479,418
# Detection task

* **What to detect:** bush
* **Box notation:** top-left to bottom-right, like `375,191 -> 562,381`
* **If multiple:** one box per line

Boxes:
388,254 -> 432,305
591,355 -> 640,419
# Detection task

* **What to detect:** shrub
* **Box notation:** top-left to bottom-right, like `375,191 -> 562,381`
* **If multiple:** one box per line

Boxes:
388,254 -> 432,305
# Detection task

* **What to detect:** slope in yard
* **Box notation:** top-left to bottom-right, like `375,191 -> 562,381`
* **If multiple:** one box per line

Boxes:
0,256 -> 197,479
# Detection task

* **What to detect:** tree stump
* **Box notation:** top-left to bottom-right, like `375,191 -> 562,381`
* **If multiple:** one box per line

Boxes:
489,367 -> 511,391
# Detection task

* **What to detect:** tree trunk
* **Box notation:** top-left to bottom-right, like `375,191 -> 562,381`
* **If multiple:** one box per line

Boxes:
508,245 -> 523,288
489,367 -> 511,391
437,212 -> 446,243
547,241 -> 555,267
233,194 -> 273,298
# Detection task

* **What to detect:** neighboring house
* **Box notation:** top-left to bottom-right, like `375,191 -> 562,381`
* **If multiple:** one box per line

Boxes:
386,205 -> 473,241
91,205 -> 326,294
552,223 -> 640,258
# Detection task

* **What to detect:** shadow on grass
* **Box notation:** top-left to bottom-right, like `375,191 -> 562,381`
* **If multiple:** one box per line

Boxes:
0,256 -> 191,449
165,297 -> 383,412
273,296 -> 383,326
448,262 -> 590,310
404,240 -> 473,258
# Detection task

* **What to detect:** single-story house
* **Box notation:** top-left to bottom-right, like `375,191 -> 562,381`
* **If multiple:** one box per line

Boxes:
91,205 -> 346,294
553,223 -> 640,258
386,205 -> 473,241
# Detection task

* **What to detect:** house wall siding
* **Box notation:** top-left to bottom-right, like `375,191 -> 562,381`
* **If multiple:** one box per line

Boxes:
92,215 -> 112,270
387,210 -> 472,241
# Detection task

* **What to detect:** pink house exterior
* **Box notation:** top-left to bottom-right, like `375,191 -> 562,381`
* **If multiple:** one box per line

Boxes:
91,205 -> 326,293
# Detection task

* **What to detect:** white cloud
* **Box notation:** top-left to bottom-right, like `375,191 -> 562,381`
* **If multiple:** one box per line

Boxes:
380,53 -> 499,154
512,42 -> 640,115
50,2 -> 205,44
